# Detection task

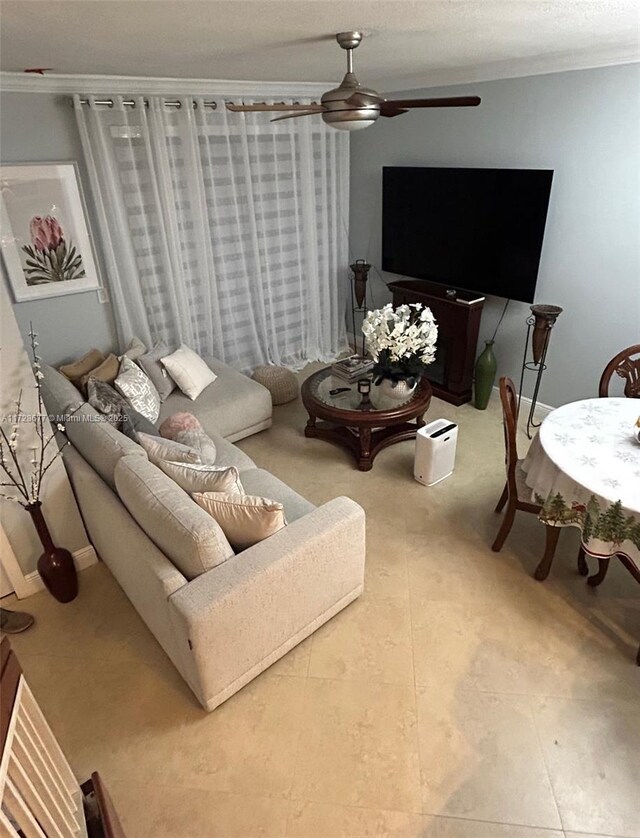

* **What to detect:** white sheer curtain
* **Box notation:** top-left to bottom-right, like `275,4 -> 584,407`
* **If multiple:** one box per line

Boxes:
74,94 -> 350,369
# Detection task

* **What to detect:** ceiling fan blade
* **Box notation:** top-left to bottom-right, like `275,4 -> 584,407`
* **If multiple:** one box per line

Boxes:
226,102 -> 321,113
380,107 -> 409,118
380,96 -> 481,116
270,109 -> 324,122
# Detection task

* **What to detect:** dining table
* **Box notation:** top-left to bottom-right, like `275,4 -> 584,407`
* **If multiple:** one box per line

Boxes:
521,397 -> 640,584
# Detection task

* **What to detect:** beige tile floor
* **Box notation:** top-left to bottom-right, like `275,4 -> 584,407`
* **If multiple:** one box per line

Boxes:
3,367 -> 639,838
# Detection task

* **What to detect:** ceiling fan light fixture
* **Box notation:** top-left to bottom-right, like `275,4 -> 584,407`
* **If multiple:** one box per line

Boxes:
325,117 -> 377,131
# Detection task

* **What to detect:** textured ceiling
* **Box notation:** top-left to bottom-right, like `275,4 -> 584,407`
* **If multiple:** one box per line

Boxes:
1,1 -> 638,90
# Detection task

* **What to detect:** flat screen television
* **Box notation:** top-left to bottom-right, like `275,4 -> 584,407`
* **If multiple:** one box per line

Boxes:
382,166 -> 554,303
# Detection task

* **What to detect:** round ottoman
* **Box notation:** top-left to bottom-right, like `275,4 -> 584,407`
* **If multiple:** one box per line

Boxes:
251,365 -> 298,405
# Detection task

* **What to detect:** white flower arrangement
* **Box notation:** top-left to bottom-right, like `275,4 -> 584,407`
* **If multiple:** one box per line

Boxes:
362,303 -> 438,382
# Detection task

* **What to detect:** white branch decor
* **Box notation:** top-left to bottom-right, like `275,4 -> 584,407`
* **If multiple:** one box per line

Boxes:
0,324 -> 70,508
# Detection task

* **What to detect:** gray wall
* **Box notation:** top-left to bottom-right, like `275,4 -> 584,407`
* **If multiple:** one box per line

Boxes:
0,92 -> 117,365
350,64 -> 640,407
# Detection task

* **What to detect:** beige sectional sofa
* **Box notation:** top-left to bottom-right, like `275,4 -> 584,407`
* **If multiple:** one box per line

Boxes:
41,359 -> 365,711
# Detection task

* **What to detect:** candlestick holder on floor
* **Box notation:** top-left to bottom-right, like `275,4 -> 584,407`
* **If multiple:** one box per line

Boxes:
350,260 -> 371,356
517,304 -> 563,438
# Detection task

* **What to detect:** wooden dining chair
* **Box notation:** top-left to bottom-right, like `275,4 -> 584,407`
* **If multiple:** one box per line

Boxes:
598,343 -> 640,398
492,376 -> 542,552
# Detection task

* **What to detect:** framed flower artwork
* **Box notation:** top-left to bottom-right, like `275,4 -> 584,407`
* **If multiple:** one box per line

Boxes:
0,162 -> 101,301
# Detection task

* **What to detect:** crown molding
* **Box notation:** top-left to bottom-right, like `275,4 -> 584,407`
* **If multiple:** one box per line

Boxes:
0,71 -> 331,97
2,45 -> 637,98
381,44 -> 640,93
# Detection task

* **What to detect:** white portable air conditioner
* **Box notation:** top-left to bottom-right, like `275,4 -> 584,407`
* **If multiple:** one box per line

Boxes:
414,418 -> 458,486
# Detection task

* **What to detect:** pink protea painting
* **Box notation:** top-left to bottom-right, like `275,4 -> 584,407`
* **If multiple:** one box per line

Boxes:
21,215 -> 85,285
30,216 -> 64,252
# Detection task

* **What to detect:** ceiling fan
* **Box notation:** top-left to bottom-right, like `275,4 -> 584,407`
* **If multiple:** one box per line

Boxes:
226,31 -> 480,131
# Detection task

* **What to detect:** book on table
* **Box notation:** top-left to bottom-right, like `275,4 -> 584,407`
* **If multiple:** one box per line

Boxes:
331,355 -> 374,382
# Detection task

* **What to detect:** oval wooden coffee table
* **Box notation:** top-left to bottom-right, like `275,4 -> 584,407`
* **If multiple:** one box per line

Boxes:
301,367 -> 432,471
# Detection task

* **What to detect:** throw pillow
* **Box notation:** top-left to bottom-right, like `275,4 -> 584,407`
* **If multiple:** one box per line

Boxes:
59,348 -> 105,386
80,353 -> 120,394
138,341 -> 176,402
159,412 -> 202,438
122,336 -> 147,361
87,378 -> 129,425
192,491 -> 286,551
120,405 -> 158,441
114,356 -> 161,423
158,413 -> 216,464
157,461 -> 244,495
173,429 -> 217,464
161,345 -> 217,400
137,432 -> 201,465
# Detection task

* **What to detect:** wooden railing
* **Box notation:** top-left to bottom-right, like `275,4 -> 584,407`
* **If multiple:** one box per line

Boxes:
0,638 -> 125,837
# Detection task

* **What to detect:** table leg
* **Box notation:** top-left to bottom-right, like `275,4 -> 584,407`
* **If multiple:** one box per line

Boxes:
358,427 -> 373,472
587,557 -> 610,588
304,413 -> 317,438
534,525 -> 561,581
577,547 -> 589,576
416,412 -> 426,430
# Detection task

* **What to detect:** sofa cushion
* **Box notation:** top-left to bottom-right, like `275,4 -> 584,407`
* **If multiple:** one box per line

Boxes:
122,336 -> 147,361
156,461 -> 244,495
137,432 -> 202,465
59,348 -> 105,386
40,364 -> 84,416
120,406 -> 158,441
161,345 -> 217,400
138,341 -> 176,402
114,356 -> 161,423
79,353 -> 120,394
192,491 -> 286,551
115,455 -> 234,579
87,378 -> 129,422
158,413 -> 217,464
158,357 -> 272,442
64,403 -> 147,490
205,429 -> 255,473
239,468 -> 315,523
172,430 -> 217,464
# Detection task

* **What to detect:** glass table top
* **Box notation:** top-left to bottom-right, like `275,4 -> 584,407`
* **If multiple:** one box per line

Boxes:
310,367 -> 417,413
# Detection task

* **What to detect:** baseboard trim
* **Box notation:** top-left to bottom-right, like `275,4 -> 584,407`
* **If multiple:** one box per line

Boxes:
22,545 -> 98,598
491,385 -> 555,424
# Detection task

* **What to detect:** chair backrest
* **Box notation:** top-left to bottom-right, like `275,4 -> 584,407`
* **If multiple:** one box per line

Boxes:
599,344 -> 640,398
498,376 -> 519,496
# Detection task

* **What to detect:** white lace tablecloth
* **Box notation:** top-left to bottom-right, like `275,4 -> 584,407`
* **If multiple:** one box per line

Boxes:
522,398 -> 640,565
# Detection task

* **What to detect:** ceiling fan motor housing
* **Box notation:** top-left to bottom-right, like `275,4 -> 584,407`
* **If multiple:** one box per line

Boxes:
320,72 -> 380,130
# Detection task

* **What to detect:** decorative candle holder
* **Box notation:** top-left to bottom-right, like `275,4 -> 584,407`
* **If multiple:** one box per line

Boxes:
350,259 -> 372,355
351,260 -> 371,308
517,304 -> 563,438
530,304 -> 563,364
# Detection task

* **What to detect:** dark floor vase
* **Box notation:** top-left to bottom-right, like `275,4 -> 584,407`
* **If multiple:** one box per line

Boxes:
27,502 -> 78,603
474,340 -> 497,410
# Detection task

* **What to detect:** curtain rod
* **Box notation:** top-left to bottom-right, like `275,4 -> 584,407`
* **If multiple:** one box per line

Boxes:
74,98 -> 218,109
74,98 -> 310,109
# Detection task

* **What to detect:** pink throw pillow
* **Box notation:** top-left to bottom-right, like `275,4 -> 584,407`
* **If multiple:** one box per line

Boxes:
159,412 -> 202,439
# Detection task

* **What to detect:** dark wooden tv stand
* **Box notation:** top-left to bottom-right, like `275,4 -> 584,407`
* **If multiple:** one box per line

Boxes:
387,279 -> 485,406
